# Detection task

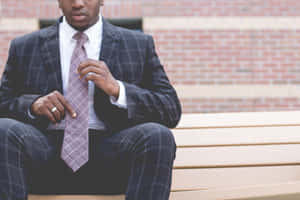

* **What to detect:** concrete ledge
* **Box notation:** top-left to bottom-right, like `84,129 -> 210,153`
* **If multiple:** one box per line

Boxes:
175,85 -> 300,98
144,17 -> 300,30
0,18 -> 39,31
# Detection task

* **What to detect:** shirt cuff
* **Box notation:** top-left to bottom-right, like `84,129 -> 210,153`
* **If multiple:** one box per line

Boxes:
28,109 -> 37,119
110,80 -> 127,109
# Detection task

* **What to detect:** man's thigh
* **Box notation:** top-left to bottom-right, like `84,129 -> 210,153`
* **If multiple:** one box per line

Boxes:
28,122 -> 175,194
93,122 -> 174,154
77,122 -> 175,194
0,118 -> 56,163
0,118 -> 61,191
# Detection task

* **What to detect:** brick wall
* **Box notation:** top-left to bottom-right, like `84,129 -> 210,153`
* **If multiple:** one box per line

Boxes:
3,0 -> 300,18
149,30 -> 300,85
1,0 -> 300,113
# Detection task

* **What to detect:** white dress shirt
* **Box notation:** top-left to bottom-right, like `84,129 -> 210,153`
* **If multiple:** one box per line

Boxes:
57,16 -> 127,129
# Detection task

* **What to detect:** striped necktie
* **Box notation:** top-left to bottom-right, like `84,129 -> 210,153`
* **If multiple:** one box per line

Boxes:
61,32 -> 89,172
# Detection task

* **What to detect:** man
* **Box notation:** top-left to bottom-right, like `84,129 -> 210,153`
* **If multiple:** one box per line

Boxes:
0,0 -> 181,199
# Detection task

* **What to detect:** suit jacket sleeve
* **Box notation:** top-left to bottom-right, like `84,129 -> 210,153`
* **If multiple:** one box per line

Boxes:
95,35 -> 181,130
0,39 -> 47,127
124,35 -> 181,128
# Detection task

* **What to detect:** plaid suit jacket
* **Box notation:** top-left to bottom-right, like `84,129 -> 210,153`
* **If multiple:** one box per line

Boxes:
0,18 -> 181,132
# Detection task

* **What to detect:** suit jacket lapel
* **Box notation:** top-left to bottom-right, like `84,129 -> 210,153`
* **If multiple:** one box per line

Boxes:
38,18 -> 118,95
100,19 -> 119,76
39,19 -> 63,93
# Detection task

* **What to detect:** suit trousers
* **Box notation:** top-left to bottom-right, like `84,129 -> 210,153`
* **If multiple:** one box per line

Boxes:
0,118 -> 176,200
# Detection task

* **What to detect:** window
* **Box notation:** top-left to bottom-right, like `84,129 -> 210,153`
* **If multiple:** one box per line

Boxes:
39,18 -> 143,32
107,18 -> 142,32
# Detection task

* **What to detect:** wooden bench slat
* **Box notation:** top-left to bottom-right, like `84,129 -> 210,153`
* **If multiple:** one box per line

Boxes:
170,181 -> 300,200
174,144 -> 300,168
177,111 -> 300,129
173,126 -> 300,147
230,193 -> 300,200
172,166 -> 300,191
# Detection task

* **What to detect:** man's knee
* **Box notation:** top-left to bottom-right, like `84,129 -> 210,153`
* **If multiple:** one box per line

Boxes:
0,118 -> 39,144
137,122 -> 176,153
0,118 -> 54,163
0,118 -> 25,138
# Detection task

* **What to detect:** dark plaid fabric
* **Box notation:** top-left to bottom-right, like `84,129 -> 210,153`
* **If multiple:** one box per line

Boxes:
0,118 -> 176,200
0,17 -> 181,200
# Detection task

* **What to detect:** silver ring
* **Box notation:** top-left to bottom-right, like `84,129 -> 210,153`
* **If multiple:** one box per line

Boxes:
51,107 -> 57,113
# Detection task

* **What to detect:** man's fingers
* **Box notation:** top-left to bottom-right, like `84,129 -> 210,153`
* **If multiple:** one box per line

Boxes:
77,59 -> 105,74
43,107 -> 57,124
31,90 -> 77,123
56,94 -> 77,118
77,59 -> 92,74
44,101 -> 62,123
49,95 -> 65,121
85,72 -> 103,82
79,66 -> 103,79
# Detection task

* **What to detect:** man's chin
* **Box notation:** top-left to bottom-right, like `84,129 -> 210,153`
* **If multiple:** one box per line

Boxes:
67,16 -> 99,31
70,23 -> 89,31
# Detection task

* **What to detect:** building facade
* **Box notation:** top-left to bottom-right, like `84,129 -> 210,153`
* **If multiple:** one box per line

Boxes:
1,0 -> 300,113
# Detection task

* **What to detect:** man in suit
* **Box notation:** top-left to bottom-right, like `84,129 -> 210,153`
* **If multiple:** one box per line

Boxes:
0,0 -> 181,200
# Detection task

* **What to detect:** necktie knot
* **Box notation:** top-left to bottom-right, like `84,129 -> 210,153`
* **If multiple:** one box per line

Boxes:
73,32 -> 89,46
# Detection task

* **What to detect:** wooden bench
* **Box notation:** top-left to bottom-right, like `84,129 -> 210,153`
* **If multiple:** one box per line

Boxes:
29,111 -> 300,200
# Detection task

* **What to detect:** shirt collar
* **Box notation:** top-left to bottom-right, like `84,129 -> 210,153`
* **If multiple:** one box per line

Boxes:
61,15 -> 103,45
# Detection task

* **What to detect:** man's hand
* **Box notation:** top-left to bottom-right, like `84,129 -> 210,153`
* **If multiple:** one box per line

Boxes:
31,91 -> 76,124
77,59 -> 120,98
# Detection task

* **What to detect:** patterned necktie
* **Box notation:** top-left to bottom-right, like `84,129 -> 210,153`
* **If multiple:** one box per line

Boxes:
61,32 -> 89,172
